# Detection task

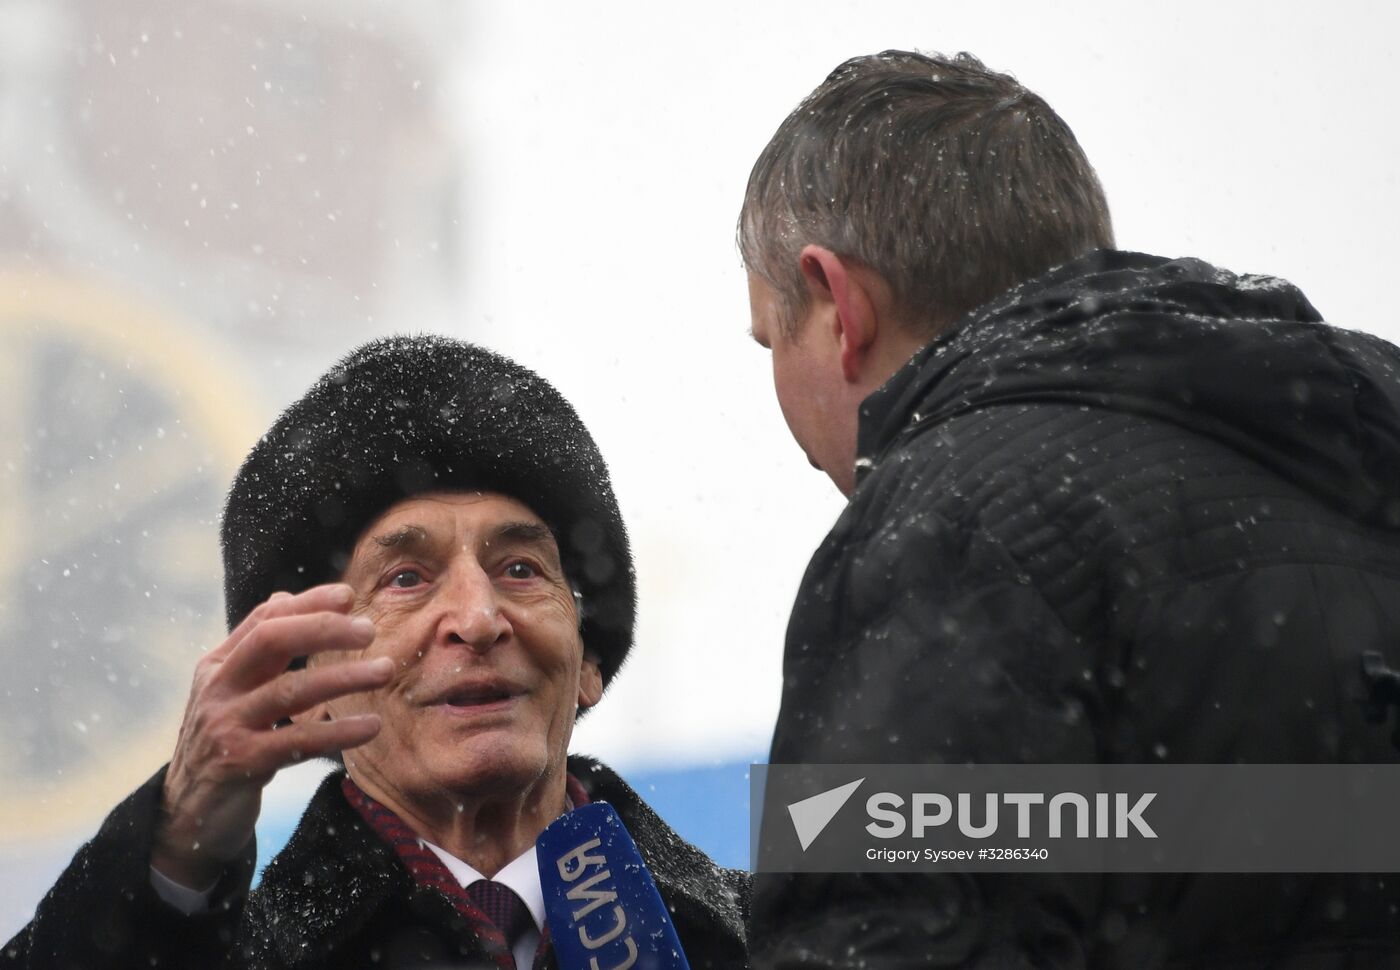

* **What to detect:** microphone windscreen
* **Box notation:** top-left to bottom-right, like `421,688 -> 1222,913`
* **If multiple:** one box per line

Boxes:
536,801 -> 691,970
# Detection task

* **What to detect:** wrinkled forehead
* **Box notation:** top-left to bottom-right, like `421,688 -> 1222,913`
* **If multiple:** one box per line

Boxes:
343,489 -> 563,573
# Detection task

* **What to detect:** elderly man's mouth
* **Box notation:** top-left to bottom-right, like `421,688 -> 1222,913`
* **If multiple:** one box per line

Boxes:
428,678 -> 524,713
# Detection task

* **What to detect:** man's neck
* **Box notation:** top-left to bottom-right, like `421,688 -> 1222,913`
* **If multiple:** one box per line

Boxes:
346,766 -> 568,877
867,325 -> 930,394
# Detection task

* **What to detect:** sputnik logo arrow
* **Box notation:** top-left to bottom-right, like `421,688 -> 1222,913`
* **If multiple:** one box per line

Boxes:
787,778 -> 864,851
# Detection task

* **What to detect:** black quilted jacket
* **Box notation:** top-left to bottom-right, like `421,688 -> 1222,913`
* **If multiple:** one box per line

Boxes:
5,755 -> 749,969
752,251 -> 1400,969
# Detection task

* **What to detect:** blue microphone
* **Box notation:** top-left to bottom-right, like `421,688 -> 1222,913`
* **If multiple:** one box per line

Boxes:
536,801 -> 691,970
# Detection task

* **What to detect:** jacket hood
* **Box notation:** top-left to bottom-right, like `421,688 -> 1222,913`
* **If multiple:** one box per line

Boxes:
858,250 -> 1400,527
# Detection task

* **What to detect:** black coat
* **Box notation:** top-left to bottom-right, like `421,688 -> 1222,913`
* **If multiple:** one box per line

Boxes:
5,755 -> 749,969
752,251 -> 1400,968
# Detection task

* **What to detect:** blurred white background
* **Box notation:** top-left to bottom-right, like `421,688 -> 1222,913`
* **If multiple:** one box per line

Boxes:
1,0 -> 1396,939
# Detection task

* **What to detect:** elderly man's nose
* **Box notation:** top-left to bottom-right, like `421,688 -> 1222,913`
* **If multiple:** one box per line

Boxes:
447,605 -> 510,648
441,566 -> 511,649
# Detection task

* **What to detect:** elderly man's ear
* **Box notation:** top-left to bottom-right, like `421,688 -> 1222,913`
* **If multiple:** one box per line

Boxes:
578,653 -> 604,712
288,655 -> 332,726
288,703 -> 330,727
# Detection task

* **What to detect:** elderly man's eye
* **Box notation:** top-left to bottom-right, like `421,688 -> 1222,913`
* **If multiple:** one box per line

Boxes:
388,569 -> 423,588
505,561 -> 537,580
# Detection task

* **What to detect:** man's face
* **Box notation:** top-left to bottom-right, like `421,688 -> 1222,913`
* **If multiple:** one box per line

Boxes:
322,491 -> 601,805
748,272 -> 859,495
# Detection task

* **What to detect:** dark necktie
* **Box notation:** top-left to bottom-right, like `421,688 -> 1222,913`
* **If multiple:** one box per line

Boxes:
467,879 -> 534,954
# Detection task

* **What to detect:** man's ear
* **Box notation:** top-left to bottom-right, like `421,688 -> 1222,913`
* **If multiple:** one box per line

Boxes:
577,652 -> 604,712
287,655 -> 334,726
287,700 -> 333,727
287,705 -> 331,728
798,244 -> 880,383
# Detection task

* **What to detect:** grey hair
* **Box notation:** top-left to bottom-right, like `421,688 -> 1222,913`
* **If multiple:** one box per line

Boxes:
739,50 -> 1114,338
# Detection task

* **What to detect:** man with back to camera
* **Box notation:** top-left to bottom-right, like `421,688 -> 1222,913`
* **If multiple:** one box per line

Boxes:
740,50 -> 1400,966
2,336 -> 749,969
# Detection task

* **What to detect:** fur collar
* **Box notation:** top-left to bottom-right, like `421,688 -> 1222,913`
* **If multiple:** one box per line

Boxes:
249,755 -> 748,967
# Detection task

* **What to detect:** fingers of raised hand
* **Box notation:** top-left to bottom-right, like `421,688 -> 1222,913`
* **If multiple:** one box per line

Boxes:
242,656 -> 395,727
183,709 -> 383,782
207,583 -> 357,663
177,586 -> 383,781
257,714 -> 384,768
178,658 -> 391,781
218,609 -> 376,692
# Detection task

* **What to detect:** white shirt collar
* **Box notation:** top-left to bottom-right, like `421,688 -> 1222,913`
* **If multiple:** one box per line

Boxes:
409,792 -> 575,966
420,839 -> 546,933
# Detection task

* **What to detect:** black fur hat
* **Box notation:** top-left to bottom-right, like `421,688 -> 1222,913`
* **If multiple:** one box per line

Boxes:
220,335 -> 635,687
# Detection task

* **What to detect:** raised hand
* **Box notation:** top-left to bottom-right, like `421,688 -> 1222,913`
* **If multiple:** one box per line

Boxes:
151,583 -> 391,889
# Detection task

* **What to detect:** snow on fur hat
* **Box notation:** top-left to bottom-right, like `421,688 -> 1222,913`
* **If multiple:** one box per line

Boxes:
220,335 -> 635,688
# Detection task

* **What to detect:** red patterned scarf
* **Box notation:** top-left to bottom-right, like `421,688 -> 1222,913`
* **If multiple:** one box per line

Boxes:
341,773 -> 591,970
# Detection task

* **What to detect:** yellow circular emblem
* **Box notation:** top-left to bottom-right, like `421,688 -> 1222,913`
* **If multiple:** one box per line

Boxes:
0,272 -> 255,837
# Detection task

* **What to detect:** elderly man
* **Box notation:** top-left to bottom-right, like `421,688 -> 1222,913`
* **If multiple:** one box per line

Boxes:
4,337 -> 748,969
741,51 -> 1400,965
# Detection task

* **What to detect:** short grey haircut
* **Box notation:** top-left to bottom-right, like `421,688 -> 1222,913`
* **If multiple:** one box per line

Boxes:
739,50 -> 1114,339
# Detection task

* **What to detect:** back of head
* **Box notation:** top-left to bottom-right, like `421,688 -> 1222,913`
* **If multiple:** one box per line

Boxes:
739,50 -> 1114,338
